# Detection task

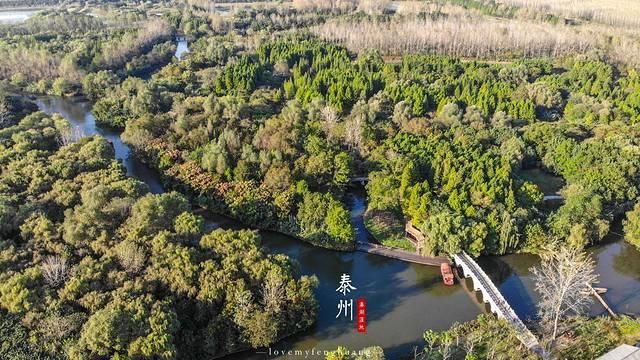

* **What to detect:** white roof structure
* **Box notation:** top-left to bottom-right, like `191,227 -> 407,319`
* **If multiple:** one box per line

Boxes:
598,345 -> 640,360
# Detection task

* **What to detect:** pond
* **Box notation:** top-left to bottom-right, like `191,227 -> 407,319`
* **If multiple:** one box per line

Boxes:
484,222 -> 640,320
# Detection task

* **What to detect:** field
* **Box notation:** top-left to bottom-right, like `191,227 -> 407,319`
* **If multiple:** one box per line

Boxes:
312,0 -> 640,65
497,0 -> 640,28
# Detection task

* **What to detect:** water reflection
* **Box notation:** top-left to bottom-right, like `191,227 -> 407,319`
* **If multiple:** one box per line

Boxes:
594,240 -> 640,315
35,96 -> 165,194
478,255 -> 539,320
32,95 -> 482,359
255,229 -> 479,359
30,95 -> 640,358
0,10 -> 34,24
175,37 -> 189,60
347,187 -> 375,244
480,233 -> 640,319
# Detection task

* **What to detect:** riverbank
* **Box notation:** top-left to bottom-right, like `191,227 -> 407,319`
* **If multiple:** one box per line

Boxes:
123,138 -> 358,251
0,7 -> 48,12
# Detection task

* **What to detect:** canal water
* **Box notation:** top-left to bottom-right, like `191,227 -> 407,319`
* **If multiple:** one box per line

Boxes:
175,37 -> 188,60
26,41 -> 640,359
0,10 -> 35,24
35,97 -> 165,194
483,224 -> 640,318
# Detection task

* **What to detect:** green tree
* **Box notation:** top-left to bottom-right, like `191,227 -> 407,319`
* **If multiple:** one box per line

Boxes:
0,267 -> 42,314
326,203 -> 355,246
174,211 -> 205,239
624,203 -> 640,250
333,152 -> 352,186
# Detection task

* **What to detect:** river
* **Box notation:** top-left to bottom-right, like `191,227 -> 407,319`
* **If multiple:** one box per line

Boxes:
26,45 -> 640,360
34,94 -> 484,358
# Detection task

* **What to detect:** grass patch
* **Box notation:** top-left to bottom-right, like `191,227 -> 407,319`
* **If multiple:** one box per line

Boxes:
617,315 -> 640,343
517,168 -> 565,195
556,316 -> 640,359
364,209 -> 416,252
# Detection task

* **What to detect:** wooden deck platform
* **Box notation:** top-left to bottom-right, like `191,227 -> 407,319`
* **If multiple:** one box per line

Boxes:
405,221 -> 424,254
356,241 -> 449,266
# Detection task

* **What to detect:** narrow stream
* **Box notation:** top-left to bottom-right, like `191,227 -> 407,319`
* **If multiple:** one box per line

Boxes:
33,94 -> 640,358
35,97 -> 165,194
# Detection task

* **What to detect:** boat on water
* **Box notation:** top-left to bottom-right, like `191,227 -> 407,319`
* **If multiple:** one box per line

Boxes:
441,262 -> 455,286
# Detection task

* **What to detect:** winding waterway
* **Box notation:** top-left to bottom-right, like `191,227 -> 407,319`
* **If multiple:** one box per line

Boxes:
26,44 -> 640,359
34,95 -> 481,359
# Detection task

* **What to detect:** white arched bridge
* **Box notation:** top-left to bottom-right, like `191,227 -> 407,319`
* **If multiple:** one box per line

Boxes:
454,252 -> 546,357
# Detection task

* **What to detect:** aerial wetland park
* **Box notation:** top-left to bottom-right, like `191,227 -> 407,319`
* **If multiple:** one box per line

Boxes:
2,0 -> 640,359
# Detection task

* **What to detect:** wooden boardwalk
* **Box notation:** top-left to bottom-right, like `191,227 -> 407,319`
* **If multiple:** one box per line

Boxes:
405,221 -> 424,253
355,241 -> 449,266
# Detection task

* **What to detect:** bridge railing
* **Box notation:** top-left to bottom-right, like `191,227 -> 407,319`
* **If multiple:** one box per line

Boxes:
454,252 -> 542,351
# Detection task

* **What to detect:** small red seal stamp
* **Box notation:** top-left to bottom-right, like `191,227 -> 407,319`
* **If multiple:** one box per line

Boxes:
356,298 -> 366,333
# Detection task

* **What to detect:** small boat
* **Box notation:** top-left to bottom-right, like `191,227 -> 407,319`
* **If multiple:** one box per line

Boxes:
441,262 -> 455,286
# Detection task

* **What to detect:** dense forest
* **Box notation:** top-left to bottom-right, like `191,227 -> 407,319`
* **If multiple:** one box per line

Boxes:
0,100 -> 317,359
0,10 -> 175,96
4,1 -> 639,257
2,0 -> 640,359
113,32 -> 640,256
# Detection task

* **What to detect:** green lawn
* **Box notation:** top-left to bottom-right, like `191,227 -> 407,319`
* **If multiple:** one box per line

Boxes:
517,167 -> 565,195
364,209 -> 416,252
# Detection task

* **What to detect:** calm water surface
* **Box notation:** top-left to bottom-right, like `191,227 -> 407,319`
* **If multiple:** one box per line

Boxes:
483,224 -> 640,320
175,37 -> 189,60
30,93 -> 640,358
35,97 -> 165,194
4,7 -> 601,360
0,10 -> 35,24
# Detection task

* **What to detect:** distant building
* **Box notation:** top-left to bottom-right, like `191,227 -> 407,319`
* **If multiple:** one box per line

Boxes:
598,344 -> 640,360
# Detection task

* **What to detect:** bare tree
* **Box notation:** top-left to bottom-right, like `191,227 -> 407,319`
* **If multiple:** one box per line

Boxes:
358,0 -> 390,15
344,115 -> 362,151
233,290 -> 256,327
531,245 -> 598,349
320,105 -> 339,139
261,273 -> 286,313
58,126 -> 85,146
320,105 -> 339,123
41,256 -> 70,288
273,61 -> 290,77
312,14 -> 597,60
0,99 -> 10,128
116,242 -> 146,274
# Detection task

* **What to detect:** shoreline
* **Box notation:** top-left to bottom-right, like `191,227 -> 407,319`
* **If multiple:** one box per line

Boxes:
0,6 -> 50,12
